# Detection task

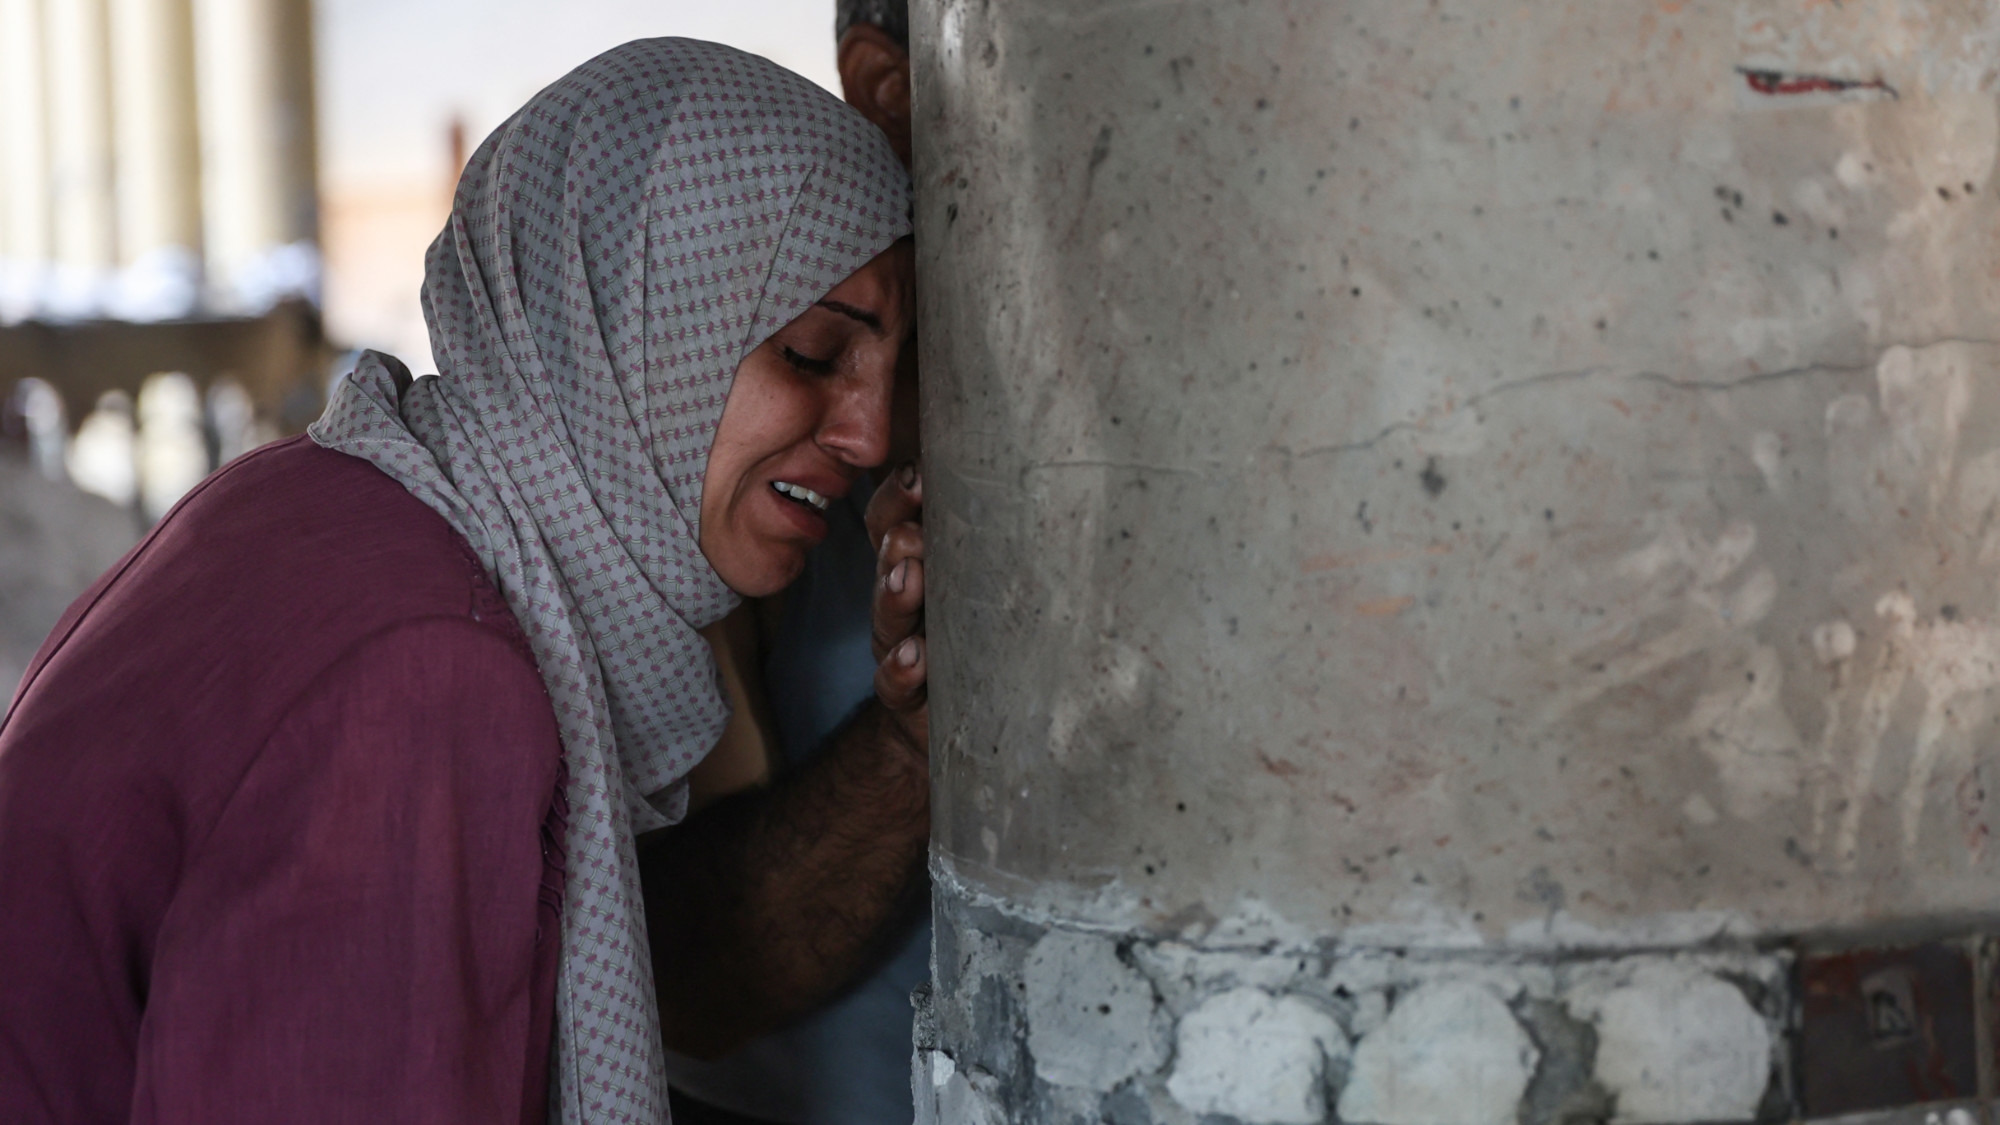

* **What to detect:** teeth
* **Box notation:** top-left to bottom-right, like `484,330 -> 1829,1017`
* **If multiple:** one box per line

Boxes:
773,481 -> 830,511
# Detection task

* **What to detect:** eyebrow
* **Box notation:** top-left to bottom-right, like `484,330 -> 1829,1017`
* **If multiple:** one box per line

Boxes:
816,299 -> 885,334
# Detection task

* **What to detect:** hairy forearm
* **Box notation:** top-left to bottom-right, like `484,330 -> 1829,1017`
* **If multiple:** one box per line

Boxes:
640,699 -> 929,1058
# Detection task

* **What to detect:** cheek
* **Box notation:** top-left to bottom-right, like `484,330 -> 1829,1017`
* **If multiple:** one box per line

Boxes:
698,430 -> 758,567
700,446 -> 742,532
730,369 -> 820,453
704,371 -> 774,501
733,399 -> 825,483
699,366 -> 815,536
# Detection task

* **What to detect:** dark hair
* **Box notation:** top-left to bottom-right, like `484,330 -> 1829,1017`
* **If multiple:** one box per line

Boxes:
835,0 -> 908,47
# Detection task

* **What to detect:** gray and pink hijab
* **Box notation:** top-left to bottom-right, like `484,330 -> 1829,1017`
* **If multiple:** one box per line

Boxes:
310,38 -> 909,1124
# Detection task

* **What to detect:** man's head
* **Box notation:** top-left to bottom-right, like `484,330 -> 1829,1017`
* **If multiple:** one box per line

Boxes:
836,0 -> 918,464
835,0 -> 911,169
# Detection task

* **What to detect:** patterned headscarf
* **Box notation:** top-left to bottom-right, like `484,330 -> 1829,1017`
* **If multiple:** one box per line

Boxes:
309,38 -> 909,1125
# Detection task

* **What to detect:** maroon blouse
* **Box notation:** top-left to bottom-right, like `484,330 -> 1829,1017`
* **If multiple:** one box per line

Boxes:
0,436 -> 565,1124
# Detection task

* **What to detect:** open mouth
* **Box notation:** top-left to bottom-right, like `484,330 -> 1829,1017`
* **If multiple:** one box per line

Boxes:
771,480 -> 831,512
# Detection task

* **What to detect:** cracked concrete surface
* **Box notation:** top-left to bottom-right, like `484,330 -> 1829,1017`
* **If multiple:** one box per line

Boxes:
1571,963 -> 1772,1125
1338,981 -> 1536,1125
1167,988 -> 1346,1124
912,0 -> 2000,1119
920,886 -> 1789,1125
1023,930 -> 1169,1091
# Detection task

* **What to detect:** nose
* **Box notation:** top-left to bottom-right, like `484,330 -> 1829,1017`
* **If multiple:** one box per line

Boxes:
816,359 -> 895,471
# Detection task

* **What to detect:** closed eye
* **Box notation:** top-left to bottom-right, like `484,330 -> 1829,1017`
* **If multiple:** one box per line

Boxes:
782,346 -> 837,376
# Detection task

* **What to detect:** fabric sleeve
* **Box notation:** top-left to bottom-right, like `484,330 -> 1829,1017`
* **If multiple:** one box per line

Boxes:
127,616 -> 563,1125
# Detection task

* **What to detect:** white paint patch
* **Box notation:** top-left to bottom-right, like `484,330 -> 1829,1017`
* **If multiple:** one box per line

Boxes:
1046,695 -> 1084,764
1806,617 -> 1858,854
1790,178 -> 1845,230
1876,345 -> 1971,514
1683,793 -> 1720,825
1749,430 -> 1784,494
1894,609 -> 2000,855
1022,930 -> 1168,1090
1549,516 -> 1774,723
1813,620 -> 1858,664
1576,964 -> 1771,1125
913,1052 -> 1006,1125
1702,521 -> 1759,587
1809,590 -> 2000,863
1098,225 -> 1125,260
1165,988 -> 1348,1125
1805,344 -> 2000,865
1834,151 -> 1871,190
1047,641 -> 1147,764
1338,981 -> 1537,1125
1682,644 -> 1805,817
1956,449 -> 2000,565
1824,593 -> 1917,865
1105,642 -> 1145,700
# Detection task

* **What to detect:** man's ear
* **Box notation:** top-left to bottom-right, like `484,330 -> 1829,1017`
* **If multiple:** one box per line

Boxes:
837,24 -> 912,168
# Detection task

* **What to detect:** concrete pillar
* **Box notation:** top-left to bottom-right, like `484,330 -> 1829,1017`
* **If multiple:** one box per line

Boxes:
109,0 -> 203,320
43,0 -> 116,319
911,2 -> 2000,1122
193,0 -> 319,313
0,0 -> 52,321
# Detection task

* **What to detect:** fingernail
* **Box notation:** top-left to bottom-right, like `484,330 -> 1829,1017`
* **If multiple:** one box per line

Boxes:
897,637 -> 921,666
888,559 -> 908,593
899,461 -> 919,489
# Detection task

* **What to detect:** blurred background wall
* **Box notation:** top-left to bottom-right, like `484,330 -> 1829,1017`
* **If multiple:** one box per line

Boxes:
0,0 -> 841,696
316,0 -> 841,378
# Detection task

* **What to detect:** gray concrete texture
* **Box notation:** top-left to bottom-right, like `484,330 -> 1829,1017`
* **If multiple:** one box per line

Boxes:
914,0 -> 2000,947
910,0 -> 2000,1119
915,893 -> 1790,1124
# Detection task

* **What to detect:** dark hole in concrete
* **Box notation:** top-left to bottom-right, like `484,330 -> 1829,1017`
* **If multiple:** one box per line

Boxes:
1420,457 -> 1446,497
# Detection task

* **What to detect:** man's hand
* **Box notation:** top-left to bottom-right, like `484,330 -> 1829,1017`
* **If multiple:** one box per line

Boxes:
640,462 -> 934,1060
868,462 -> 926,754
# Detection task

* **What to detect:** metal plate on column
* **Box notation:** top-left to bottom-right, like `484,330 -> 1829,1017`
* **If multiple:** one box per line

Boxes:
1799,942 -> 1981,1118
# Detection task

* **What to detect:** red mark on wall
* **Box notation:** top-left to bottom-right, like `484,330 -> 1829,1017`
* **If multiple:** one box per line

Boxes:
1739,67 -> 1897,99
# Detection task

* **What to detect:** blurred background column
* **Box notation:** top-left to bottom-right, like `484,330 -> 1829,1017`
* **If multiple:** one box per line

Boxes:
194,0 -> 320,313
0,0 -> 53,322
43,0 -> 116,320
109,0 -> 203,321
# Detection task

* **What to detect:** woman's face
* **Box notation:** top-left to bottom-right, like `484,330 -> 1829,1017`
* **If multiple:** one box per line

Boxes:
699,239 -> 915,597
